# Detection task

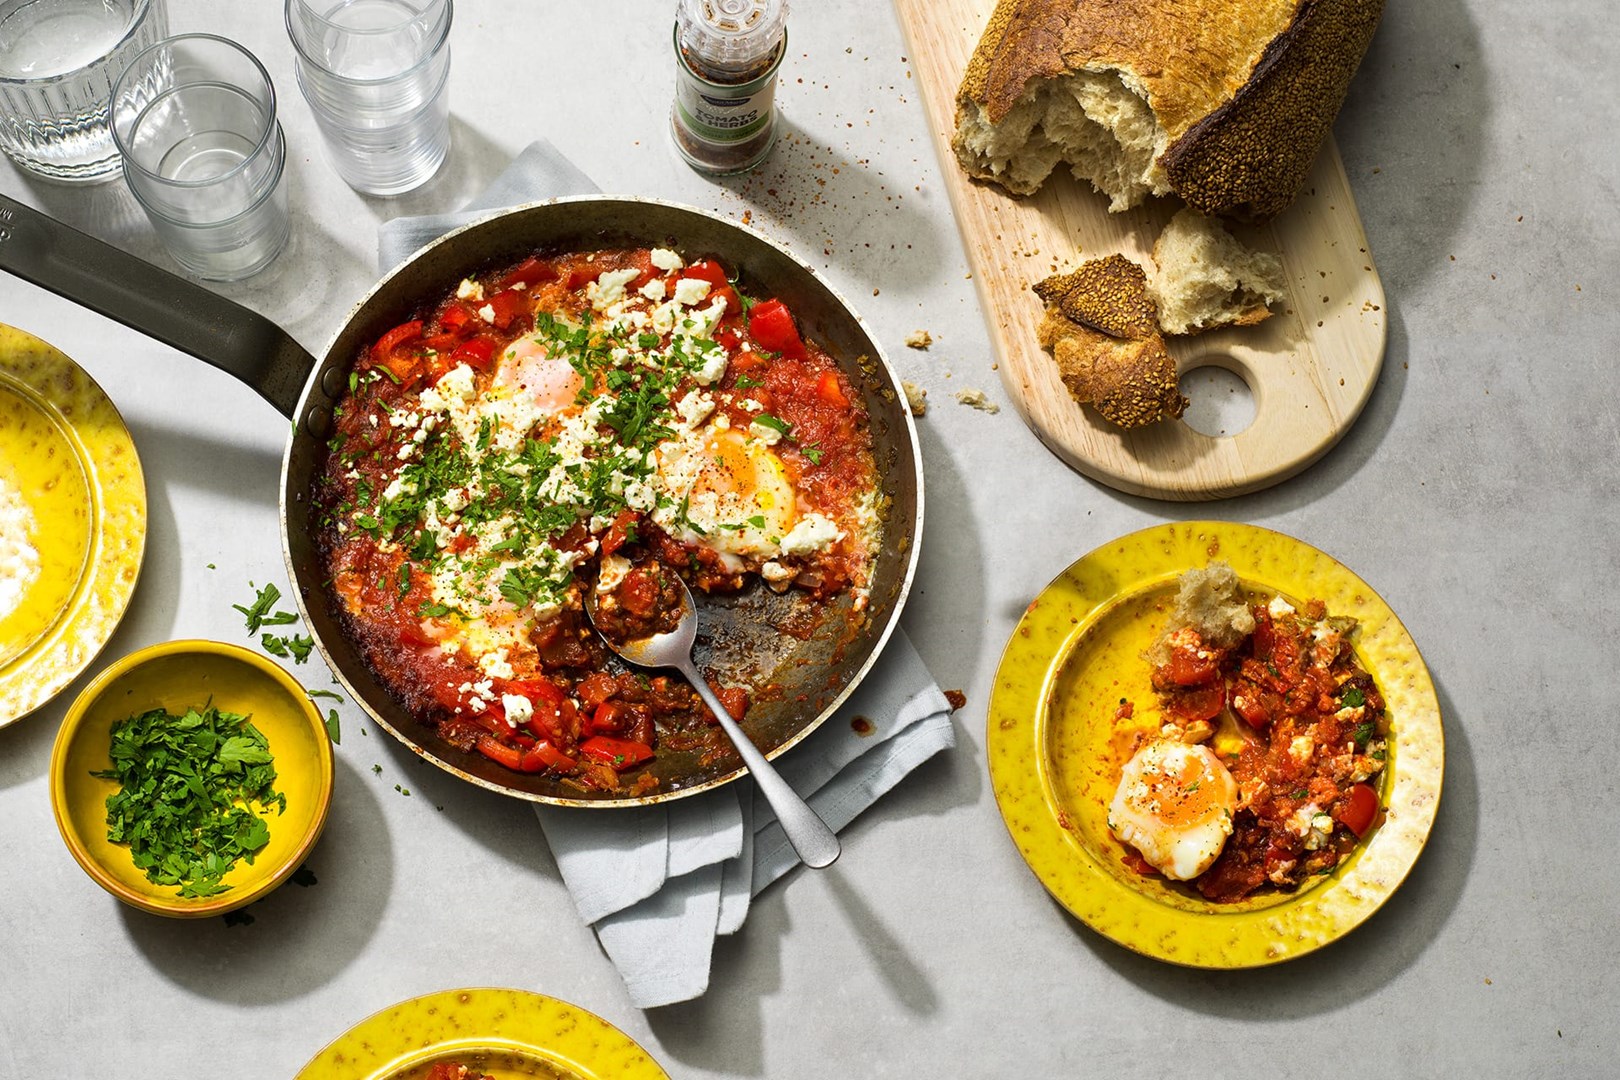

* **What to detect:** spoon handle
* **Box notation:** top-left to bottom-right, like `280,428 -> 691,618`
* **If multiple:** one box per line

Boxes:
678,659 -> 841,869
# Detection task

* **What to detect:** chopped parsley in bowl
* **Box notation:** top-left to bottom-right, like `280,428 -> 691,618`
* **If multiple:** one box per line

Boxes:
50,640 -> 334,917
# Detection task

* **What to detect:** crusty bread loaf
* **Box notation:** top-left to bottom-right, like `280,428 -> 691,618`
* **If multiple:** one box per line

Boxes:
954,0 -> 1385,222
1148,208 -> 1287,334
1034,255 -> 1187,428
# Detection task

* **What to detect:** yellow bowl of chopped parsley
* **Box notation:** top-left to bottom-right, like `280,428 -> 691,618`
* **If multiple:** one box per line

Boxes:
50,640 -> 334,917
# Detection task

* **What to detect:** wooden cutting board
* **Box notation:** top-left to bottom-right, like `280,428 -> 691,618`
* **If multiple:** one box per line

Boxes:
894,0 -> 1387,501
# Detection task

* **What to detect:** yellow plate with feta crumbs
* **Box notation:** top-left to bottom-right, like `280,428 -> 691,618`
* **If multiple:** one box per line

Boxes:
294,987 -> 670,1080
987,521 -> 1443,967
0,325 -> 145,726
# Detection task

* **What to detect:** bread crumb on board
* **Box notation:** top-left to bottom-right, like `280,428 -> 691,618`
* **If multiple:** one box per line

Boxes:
954,388 -> 1000,414
905,329 -> 934,349
902,380 -> 928,417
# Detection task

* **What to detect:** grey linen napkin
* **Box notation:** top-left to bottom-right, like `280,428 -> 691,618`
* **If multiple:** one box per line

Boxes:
378,141 -> 955,1009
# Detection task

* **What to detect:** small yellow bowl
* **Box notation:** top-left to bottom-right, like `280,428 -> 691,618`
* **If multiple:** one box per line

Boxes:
50,639 -> 335,918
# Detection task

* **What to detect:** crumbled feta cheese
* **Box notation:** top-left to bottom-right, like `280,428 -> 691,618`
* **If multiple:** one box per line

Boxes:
1269,595 -> 1296,617
437,364 -> 476,401
639,278 -> 667,302
780,514 -> 845,555
478,649 -> 515,680
650,248 -> 683,272
589,268 -> 641,311
501,693 -> 533,728
1305,813 -> 1334,851
761,561 -> 794,584
749,420 -> 783,445
740,398 -> 764,412
1288,735 -> 1314,764
382,474 -> 416,501
673,277 -> 711,306
692,346 -> 728,386
676,391 -> 715,429
597,553 -> 631,592
478,303 -> 497,323
456,278 -> 485,302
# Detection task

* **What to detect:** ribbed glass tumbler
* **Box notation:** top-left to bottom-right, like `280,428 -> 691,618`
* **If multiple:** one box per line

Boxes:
0,0 -> 167,182
110,34 -> 290,280
285,0 -> 451,196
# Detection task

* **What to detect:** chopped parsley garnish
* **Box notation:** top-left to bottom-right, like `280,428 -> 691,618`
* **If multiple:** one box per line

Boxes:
418,601 -> 453,618
233,583 -> 299,634
734,374 -> 763,388
324,709 -> 342,745
1290,789 -> 1309,799
754,413 -> 791,435
1352,720 -> 1376,749
92,705 -> 285,898
1340,686 -> 1366,709
261,633 -> 315,664
801,444 -> 823,465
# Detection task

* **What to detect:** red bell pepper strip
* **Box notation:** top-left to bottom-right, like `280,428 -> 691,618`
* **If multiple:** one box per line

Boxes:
449,338 -> 496,369
499,256 -> 558,290
580,735 -> 655,768
375,319 -> 423,359
475,735 -> 576,774
747,299 -> 805,358
482,290 -> 530,331
815,369 -> 850,408
1337,782 -> 1380,837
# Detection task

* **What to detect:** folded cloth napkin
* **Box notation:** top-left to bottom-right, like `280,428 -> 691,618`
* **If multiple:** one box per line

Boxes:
378,140 -> 955,1009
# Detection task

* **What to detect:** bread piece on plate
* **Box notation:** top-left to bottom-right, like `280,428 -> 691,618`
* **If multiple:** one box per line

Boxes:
1145,562 -> 1256,670
1034,255 -> 1187,429
1148,208 -> 1287,335
953,0 -> 1386,221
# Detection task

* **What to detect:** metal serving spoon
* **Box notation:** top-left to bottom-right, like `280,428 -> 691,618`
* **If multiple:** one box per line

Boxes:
585,577 -> 841,869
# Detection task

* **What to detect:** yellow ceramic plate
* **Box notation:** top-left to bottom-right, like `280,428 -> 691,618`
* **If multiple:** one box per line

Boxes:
0,324 -> 145,726
294,987 -> 670,1080
51,640 -> 335,918
988,521 -> 1443,967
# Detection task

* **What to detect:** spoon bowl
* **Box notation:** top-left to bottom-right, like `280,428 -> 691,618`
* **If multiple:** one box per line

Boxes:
586,576 -> 841,869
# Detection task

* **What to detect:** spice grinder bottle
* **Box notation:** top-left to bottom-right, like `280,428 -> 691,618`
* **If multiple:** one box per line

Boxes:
671,0 -> 787,175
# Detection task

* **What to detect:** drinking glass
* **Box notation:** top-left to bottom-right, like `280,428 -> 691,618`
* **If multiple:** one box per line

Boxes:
285,0 -> 451,196
110,34 -> 289,281
0,0 -> 167,182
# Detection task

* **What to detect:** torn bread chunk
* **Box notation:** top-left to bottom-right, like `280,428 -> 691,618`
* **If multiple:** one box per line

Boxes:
1148,209 -> 1287,335
1034,254 -> 1186,429
1146,562 -> 1257,670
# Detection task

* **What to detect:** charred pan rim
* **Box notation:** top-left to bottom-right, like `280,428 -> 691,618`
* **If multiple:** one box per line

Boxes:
279,195 -> 925,808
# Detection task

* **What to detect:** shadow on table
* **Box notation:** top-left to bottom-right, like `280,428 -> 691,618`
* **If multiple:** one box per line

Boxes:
361,723 -> 565,883
642,440 -> 981,1072
1335,0 -> 1488,296
119,754 -> 392,1004
1071,673 -> 1475,1017
357,115 -> 511,232
696,115 -> 949,299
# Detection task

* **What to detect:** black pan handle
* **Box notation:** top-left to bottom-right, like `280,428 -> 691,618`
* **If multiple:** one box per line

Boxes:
0,192 -> 314,418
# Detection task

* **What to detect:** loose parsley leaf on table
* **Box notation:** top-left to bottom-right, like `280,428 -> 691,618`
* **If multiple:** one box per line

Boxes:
92,705 -> 286,898
233,583 -> 299,634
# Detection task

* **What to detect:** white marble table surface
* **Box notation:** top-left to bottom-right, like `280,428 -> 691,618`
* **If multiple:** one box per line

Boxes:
2,1 -> 1614,1076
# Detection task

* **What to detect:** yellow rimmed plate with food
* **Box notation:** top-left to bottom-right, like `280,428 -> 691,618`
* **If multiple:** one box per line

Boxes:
0,324 -> 145,726
987,521 -> 1442,966
294,987 -> 669,1080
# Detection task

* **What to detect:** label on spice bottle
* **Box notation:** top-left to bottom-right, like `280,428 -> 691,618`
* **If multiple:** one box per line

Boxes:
674,37 -> 784,146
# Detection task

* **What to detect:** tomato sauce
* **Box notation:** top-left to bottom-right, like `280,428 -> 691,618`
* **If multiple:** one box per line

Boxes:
1151,599 -> 1390,902
313,247 -> 879,793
